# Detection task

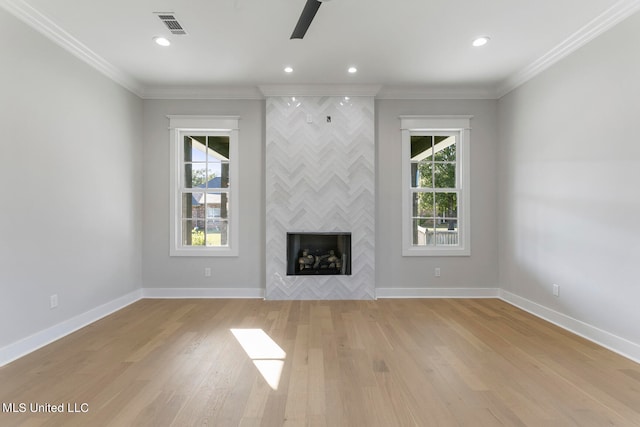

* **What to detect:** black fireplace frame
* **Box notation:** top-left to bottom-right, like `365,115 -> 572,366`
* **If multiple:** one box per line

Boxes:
286,232 -> 352,276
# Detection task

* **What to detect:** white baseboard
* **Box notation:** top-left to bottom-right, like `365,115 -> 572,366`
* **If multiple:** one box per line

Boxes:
0,287 -> 264,366
142,287 -> 265,299
499,290 -> 640,364
0,289 -> 143,367
376,287 -> 501,299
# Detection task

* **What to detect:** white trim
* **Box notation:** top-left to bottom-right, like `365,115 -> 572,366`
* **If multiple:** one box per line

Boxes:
401,246 -> 471,257
376,287 -> 500,299
499,290 -> 640,364
0,0 -> 144,97
169,116 -> 240,257
167,115 -> 240,130
378,86 -> 496,100
259,84 -> 381,97
399,115 -> 473,130
400,116 -> 472,257
144,86 -> 264,100
141,85 -> 497,100
497,0 -> 640,98
142,287 -> 265,299
0,290 -> 143,367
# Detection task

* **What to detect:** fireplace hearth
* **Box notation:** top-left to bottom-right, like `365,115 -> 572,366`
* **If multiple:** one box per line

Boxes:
287,232 -> 351,276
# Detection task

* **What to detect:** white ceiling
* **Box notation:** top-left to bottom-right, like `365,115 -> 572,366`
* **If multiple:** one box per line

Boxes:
4,0 -> 639,98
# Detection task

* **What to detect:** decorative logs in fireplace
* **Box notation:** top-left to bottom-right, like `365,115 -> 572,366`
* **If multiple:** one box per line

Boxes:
287,232 -> 351,276
298,248 -> 342,273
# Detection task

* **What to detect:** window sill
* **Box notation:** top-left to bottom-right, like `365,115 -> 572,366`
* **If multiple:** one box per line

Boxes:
170,247 -> 239,257
402,246 -> 470,257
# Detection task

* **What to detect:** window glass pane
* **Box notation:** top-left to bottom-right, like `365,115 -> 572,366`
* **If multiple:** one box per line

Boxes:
433,136 -> 456,161
433,163 -> 456,188
181,193 -> 195,219
411,162 -> 433,188
410,136 -> 434,161
435,192 -> 457,218
412,218 -> 434,246
435,216 -> 458,246
206,220 -> 228,247
183,192 -> 222,225
435,229 -> 459,246
182,220 -> 205,246
436,218 -> 458,230
207,137 -> 230,188
191,192 -> 227,218
206,206 -> 220,219
184,136 -> 207,162
412,192 -> 434,217
204,162 -> 229,188
184,163 -> 210,188
217,193 -> 229,220
207,136 -> 230,159
410,162 -> 418,187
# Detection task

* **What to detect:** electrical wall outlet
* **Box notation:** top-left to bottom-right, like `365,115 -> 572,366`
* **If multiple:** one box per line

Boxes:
435,267 -> 441,277
50,294 -> 58,309
553,284 -> 560,297
204,267 -> 212,277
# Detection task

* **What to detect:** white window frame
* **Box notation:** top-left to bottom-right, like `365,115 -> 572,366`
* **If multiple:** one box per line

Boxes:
401,116 -> 472,256
168,115 -> 239,256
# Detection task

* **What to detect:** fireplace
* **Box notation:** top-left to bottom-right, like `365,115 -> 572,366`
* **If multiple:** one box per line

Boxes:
287,232 -> 352,276
265,96 -> 374,299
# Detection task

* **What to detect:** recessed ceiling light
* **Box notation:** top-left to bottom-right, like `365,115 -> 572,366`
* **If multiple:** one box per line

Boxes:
284,66 -> 294,73
472,36 -> 490,47
348,67 -> 357,74
153,36 -> 171,46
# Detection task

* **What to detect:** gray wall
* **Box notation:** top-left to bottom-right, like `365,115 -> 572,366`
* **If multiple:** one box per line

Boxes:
142,99 -> 264,289
142,98 -> 500,293
376,99 -> 499,290
497,12 -> 640,344
0,8 -> 143,347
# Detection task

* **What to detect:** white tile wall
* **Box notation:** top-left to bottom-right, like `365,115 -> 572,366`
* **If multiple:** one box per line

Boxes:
265,96 -> 375,299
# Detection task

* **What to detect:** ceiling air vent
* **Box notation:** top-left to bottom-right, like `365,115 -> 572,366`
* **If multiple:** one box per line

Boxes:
155,13 -> 187,35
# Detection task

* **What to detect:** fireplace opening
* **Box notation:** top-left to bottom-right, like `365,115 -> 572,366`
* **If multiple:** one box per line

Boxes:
286,232 -> 351,276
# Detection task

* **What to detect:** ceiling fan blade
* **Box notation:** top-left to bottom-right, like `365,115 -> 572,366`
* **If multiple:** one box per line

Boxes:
290,0 -> 322,39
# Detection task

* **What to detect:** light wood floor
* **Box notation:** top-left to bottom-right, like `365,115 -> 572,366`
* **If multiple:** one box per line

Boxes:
1,299 -> 640,426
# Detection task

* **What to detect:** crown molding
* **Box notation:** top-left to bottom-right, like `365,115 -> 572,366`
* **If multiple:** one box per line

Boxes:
142,85 -> 264,100
377,85 -> 497,100
0,0 -> 144,97
145,84 -> 495,100
497,0 -> 640,98
258,84 -> 382,97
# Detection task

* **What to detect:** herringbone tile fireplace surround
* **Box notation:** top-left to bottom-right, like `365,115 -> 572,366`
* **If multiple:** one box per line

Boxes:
265,96 -> 375,299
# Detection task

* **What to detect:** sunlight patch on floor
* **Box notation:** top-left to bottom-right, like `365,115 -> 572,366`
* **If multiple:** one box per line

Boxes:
231,328 -> 286,390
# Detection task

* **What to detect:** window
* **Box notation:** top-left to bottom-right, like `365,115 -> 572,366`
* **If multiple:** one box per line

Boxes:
169,116 -> 239,256
401,116 -> 471,256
